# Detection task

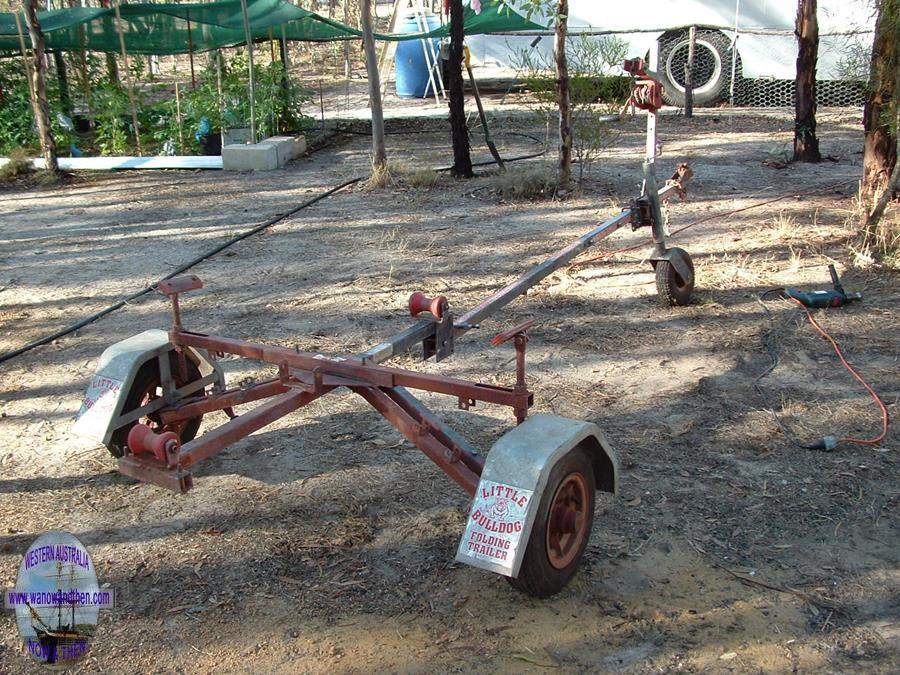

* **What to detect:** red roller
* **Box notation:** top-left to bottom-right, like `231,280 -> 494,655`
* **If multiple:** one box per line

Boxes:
127,424 -> 180,463
409,292 -> 448,320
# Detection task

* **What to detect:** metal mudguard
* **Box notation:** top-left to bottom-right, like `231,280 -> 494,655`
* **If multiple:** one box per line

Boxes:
72,329 -> 222,446
455,413 -> 619,578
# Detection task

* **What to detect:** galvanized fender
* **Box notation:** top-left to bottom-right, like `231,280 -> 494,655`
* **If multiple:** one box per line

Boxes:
455,413 -> 619,577
72,329 -> 222,446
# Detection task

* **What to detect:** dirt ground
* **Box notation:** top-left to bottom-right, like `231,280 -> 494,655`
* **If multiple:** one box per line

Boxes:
0,109 -> 897,673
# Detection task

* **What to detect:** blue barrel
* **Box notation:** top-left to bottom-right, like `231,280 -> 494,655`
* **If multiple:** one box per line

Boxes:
394,13 -> 442,98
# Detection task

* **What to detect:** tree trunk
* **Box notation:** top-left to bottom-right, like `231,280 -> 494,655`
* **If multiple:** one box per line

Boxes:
447,0 -> 473,178
555,0 -> 572,188
361,0 -> 387,175
99,0 -> 121,85
52,51 -> 72,116
861,0 -> 898,219
22,0 -> 58,173
793,0 -> 821,162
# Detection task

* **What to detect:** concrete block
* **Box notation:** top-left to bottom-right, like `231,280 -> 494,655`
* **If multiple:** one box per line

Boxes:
223,127 -> 252,145
222,142 -> 279,171
259,135 -> 307,164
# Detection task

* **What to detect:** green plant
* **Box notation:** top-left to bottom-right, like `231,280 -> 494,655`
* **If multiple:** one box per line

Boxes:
0,60 -> 74,155
90,81 -> 133,156
514,34 -> 630,185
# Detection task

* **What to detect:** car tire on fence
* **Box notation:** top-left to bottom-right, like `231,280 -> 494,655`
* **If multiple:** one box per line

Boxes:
657,29 -> 735,107
106,353 -> 203,458
507,446 -> 596,598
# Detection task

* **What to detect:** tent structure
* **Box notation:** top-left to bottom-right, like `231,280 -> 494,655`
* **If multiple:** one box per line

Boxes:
0,0 -> 543,55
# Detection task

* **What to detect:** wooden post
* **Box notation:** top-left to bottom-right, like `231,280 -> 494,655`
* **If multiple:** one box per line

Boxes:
186,13 -> 196,89
555,0 -> 572,188
20,1 -> 58,172
113,0 -> 143,155
13,11 -> 36,102
447,0 -> 473,178
684,26 -> 695,117
239,0 -> 257,143
361,0 -> 387,176
215,50 -> 225,148
175,82 -> 185,154
793,0 -> 821,162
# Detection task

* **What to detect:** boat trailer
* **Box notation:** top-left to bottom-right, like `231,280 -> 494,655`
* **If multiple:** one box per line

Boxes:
73,60 -> 695,597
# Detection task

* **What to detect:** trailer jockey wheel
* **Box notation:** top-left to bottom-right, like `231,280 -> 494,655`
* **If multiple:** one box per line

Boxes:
508,447 -> 596,597
105,353 -> 204,458
655,247 -> 695,307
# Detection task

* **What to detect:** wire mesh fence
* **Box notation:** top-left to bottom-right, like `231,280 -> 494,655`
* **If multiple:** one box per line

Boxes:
655,29 -> 867,108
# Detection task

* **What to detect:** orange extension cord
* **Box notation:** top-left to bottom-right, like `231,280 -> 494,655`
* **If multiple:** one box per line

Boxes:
787,296 -> 890,446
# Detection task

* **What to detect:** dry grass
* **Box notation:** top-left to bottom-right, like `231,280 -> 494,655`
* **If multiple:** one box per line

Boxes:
0,149 -> 33,181
492,164 -> 558,200
386,161 -> 438,189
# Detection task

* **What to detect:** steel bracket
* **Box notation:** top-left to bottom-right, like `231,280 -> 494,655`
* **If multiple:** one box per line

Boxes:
424,309 -> 454,362
650,247 -> 691,281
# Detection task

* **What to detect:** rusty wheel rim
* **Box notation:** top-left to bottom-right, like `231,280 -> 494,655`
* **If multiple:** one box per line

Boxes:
138,377 -> 188,437
546,472 -> 590,570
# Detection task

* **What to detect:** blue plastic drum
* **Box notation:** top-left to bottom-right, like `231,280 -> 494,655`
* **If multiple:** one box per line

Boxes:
394,13 -> 442,98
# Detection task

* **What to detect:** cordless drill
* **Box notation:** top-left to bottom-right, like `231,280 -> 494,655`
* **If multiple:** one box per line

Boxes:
783,265 -> 861,308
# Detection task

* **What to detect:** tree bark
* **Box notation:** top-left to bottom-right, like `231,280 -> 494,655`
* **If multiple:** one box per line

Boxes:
793,0 -> 821,162
361,0 -> 387,175
447,0 -> 473,178
52,51 -> 71,116
22,0 -> 58,173
99,0 -> 121,86
555,0 -> 572,188
861,0 -> 898,212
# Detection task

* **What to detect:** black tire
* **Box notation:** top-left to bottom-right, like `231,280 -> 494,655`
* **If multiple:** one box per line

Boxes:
658,29 -> 735,107
655,247 -> 695,307
105,353 -> 203,458
507,447 -> 596,598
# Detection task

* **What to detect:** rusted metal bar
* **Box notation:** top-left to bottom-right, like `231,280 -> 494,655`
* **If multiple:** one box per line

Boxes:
173,332 -> 530,411
386,387 -> 485,475
160,378 -> 287,424
457,208 -> 634,328
118,454 -> 193,493
178,389 -> 326,468
352,386 -> 481,496
363,175 -> 689,365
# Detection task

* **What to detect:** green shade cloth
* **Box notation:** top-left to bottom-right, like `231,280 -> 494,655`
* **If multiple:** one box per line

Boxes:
0,0 -> 542,55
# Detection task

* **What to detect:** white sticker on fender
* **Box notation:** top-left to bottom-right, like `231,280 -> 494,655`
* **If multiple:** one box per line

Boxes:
455,479 -> 534,576
76,375 -> 124,419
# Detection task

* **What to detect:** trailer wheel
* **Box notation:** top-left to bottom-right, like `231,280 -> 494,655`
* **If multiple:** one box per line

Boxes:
655,248 -> 694,307
105,353 -> 204,458
508,447 -> 595,598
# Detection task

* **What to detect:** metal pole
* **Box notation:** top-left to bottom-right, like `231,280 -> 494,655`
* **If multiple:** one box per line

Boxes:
239,0 -> 257,142
684,25 -> 695,117
729,0 -> 741,108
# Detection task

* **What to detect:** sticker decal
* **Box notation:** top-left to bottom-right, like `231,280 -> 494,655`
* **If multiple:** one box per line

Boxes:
75,375 -> 123,422
456,479 -> 534,576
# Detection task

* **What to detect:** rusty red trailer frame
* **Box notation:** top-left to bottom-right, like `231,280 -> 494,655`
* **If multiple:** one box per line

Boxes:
116,163 -> 693,496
